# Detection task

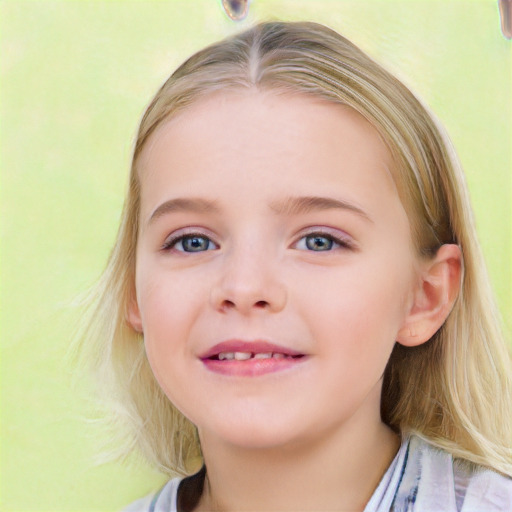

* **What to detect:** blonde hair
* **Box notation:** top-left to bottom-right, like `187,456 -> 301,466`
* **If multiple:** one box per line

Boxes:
80,21 -> 512,477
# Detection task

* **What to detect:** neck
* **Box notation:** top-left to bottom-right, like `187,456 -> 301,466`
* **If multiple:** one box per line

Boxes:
195,419 -> 400,512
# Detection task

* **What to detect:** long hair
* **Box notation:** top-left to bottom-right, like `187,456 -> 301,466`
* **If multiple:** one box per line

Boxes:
79,21 -> 512,476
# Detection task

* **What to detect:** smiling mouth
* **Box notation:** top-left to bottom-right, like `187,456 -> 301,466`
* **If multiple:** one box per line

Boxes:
210,351 -> 304,361
200,341 -> 307,376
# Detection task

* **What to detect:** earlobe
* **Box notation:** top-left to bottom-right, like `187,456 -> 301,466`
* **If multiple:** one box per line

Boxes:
127,297 -> 144,333
397,244 -> 462,347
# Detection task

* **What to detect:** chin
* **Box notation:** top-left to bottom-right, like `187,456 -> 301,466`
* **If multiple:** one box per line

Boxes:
198,414 -> 315,452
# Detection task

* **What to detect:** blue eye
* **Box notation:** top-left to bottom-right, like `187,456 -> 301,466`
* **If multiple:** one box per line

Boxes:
295,233 -> 351,252
163,234 -> 217,253
304,234 -> 335,251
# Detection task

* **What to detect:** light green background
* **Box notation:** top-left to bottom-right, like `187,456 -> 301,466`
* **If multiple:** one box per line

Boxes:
1,0 -> 510,510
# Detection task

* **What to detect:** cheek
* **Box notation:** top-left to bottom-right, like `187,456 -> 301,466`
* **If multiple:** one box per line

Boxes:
137,278 -> 202,411
136,266 -> 206,366
295,257 -> 413,351
137,258 -> 203,320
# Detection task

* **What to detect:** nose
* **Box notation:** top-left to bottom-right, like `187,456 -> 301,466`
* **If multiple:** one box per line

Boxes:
210,245 -> 287,315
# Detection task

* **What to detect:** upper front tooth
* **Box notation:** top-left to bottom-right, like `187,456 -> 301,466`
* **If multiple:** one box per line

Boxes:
254,353 -> 273,359
218,352 -> 235,360
234,352 -> 252,360
272,353 -> 285,359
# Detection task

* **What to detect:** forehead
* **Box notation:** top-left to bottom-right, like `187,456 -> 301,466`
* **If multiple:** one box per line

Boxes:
139,89 -> 394,178
136,89 -> 400,218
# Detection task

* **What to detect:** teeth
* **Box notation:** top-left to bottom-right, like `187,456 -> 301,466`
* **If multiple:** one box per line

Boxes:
216,351 -> 293,361
254,352 -> 273,359
234,352 -> 252,360
218,352 -> 235,360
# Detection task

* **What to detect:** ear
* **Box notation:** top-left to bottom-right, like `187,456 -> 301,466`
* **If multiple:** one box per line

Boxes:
396,244 -> 462,347
127,296 -> 143,333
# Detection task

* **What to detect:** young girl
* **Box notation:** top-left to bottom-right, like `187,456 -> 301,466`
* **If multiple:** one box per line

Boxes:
83,21 -> 512,511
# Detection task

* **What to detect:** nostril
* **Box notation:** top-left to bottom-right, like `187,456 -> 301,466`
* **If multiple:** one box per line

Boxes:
218,299 -> 271,312
221,299 -> 236,310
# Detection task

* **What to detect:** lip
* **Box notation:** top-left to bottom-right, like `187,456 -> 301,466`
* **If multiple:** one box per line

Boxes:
199,340 -> 307,377
199,340 -> 304,359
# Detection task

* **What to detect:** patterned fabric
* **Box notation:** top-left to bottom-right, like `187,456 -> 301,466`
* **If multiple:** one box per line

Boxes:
123,436 -> 512,512
389,436 -> 512,511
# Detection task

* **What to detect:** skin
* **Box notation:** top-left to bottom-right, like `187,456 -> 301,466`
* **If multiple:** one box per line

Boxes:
129,90 -> 461,511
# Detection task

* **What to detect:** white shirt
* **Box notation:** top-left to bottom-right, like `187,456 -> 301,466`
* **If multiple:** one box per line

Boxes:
123,435 -> 512,512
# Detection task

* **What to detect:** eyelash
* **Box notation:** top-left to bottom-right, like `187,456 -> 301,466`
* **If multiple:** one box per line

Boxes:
161,230 -> 218,253
294,231 -> 354,252
161,229 -> 353,253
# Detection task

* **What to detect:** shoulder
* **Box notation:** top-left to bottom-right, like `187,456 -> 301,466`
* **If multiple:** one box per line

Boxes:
453,457 -> 512,512
122,477 -> 182,512
392,435 -> 512,512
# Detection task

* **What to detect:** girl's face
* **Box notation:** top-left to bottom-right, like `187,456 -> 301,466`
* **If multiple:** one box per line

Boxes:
130,90 -> 421,449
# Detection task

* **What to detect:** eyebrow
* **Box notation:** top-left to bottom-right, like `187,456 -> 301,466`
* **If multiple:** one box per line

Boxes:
148,198 -> 221,225
269,196 -> 373,222
147,195 -> 372,225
